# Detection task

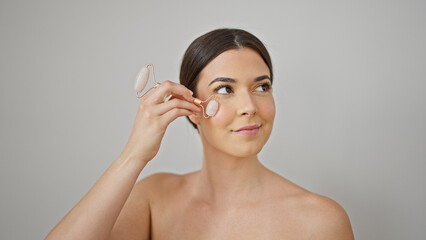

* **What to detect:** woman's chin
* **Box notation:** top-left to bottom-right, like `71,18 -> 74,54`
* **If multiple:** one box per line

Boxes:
226,144 -> 264,158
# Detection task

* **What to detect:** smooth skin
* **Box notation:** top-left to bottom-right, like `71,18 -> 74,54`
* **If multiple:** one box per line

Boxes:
46,48 -> 354,240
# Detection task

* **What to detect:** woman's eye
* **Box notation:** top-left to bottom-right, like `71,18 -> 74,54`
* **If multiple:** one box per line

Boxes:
215,85 -> 233,94
255,83 -> 271,92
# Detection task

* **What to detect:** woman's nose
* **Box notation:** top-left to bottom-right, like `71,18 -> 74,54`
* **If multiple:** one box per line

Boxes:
236,92 -> 257,116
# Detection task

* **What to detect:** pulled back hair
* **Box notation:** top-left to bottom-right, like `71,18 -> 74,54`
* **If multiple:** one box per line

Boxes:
179,28 -> 273,129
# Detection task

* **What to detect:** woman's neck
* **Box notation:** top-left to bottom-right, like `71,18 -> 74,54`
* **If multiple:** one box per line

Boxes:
194,143 -> 267,206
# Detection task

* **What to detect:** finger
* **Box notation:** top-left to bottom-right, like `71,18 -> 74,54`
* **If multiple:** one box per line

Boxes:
155,98 -> 201,116
148,80 -> 194,104
161,107 -> 194,126
167,95 -> 185,101
137,86 -> 157,108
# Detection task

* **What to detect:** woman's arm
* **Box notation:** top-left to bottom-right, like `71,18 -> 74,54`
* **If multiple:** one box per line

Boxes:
46,153 -> 148,240
108,172 -> 154,240
46,81 -> 200,240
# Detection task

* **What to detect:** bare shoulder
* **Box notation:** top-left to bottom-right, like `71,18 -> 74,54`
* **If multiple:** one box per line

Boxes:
136,172 -> 185,196
110,172 -> 183,239
137,171 -> 182,185
297,193 -> 354,239
275,180 -> 354,239
265,172 -> 354,239
110,173 -> 180,239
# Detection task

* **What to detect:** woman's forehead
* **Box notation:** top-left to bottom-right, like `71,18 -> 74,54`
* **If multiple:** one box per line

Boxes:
197,48 -> 270,87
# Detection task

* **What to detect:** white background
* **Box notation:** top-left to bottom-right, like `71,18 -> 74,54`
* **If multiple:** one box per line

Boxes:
1,0 -> 425,239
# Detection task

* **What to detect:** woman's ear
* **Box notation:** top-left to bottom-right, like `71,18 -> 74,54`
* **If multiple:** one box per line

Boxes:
188,112 -> 200,126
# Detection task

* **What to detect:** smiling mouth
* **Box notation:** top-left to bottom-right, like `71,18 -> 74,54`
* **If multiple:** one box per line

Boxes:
232,124 -> 261,136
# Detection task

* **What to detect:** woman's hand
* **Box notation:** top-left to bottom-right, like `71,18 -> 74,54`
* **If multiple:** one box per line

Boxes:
122,80 -> 201,164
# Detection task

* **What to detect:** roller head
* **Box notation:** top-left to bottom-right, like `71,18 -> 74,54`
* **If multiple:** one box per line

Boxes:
206,100 -> 218,117
134,66 -> 150,93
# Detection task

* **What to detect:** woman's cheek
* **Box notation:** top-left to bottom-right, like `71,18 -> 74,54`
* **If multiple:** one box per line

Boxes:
209,103 -> 233,128
262,97 -> 276,121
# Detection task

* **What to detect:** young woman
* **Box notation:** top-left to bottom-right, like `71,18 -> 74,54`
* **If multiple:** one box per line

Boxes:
46,28 -> 354,239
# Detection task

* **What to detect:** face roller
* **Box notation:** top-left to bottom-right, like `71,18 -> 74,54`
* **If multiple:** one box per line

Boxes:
193,94 -> 219,118
134,64 -> 219,118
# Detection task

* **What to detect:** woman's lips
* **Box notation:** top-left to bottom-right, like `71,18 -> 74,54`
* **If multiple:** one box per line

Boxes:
233,125 -> 260,136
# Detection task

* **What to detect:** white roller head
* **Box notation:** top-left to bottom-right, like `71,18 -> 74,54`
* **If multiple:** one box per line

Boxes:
206,100 -> 218,117
134,66 -> 150,93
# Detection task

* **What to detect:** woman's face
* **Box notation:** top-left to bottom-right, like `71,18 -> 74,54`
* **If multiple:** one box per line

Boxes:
190,47 -> 275,158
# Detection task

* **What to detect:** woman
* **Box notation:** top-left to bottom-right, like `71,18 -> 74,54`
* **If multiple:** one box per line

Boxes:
46,28 -> 354,239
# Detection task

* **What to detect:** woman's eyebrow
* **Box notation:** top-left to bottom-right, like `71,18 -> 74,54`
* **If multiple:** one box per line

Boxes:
254,75 -> 271,82
208,77 -> 236,86
208,75 -> 271,86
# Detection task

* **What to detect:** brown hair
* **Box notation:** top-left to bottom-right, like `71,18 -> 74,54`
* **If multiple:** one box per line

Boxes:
179,28 -> 273,129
